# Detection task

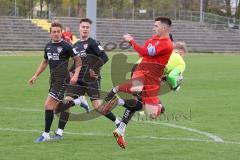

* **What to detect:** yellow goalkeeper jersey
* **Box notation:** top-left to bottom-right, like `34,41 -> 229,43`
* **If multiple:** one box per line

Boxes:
164,51 -> 186,74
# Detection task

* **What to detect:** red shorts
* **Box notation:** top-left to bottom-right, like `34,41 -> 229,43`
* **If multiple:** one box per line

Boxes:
132,63 -> 165,104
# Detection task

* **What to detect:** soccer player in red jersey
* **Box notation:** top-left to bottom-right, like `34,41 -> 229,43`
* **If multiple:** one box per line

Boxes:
102,16 -> 174,149
62,26 -> 73,44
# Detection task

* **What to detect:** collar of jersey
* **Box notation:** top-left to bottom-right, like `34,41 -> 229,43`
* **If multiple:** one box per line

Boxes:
79,37 -> 90,42
152,35 -> 170,40
51,39 -> 63,43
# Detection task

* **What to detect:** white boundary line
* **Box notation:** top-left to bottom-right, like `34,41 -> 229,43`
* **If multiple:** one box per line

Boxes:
0,127 -> 206,143
133,119 -> 224,142
1,107 -> 224,143
3,107 -> 42,112
0,127 -> 239,145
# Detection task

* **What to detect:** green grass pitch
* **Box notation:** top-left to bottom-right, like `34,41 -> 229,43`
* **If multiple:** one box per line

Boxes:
0,53 -> 239,160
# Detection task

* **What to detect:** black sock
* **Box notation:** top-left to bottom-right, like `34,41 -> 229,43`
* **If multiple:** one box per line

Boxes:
122,109 -> 135,125
45,110 -> 54,133
123,99 -> 143,112
58,112 -> 69,130
105,112 -> 116,122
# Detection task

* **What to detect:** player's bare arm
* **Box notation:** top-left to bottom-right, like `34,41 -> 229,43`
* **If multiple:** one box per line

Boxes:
70,56 -> 82,85
28,59 -> 48,85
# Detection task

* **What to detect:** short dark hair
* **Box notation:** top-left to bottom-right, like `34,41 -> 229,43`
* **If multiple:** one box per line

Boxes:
80,18 -> 92,24
154,16 -> 172,26
50,21 -> 62,32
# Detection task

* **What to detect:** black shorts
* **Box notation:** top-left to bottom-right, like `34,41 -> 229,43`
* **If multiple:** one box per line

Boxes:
48,76 -> 68,101
66,79 -> 101,101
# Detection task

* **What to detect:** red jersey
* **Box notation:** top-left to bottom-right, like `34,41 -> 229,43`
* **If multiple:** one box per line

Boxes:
130,35 -> 173,66
130,35 -> 173,79
130,35 -> 173,104
62,31 -> 73,43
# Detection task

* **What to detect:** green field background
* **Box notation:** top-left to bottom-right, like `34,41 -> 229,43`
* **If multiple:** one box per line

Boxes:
0,53 -> 239,160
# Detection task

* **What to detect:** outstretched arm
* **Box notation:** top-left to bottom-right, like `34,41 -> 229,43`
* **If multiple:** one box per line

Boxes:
123,33 -> 169,57
123,34 -> 149,56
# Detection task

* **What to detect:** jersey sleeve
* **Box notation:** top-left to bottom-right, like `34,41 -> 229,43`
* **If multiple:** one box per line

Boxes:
66,43 -> 79,57
129,39 -> 149,57
90,40 -> 109,69
130,39 -> 171,57
176,56 -> 186,73
67,42 -> 79,72
90,40 -> 105,56
165,52 -> 186,75
44,45 -> 48,60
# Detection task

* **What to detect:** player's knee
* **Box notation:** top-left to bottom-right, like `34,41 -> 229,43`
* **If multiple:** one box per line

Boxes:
124,99 -> 143,111
65,96 -> 74,101
92,99 -> 102,109
131,80 -> 144,93
144,104 -> 162,119
44,106 -> 54,110
44,103 -> 55,110
44,96 -> 58,110
130,85 -> 143,93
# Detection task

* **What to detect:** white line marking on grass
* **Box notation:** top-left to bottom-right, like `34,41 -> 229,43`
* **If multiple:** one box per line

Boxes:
133,119 -> 224,142
1,107 -> 224,143
0,53 -> 42,56
131,136 -> 213,143
2,107 -> 42,112
0,127 -> 239,145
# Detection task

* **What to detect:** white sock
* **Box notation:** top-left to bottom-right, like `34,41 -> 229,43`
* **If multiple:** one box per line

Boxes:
42,132 -> 50,139
56,128 -> 63,136
79,96 -> 89,106
73,98 -> 81,105
112,87 -> 118,93
115,117 -> 121,125
118,98 -> 125,105
118,122 -> 126,135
